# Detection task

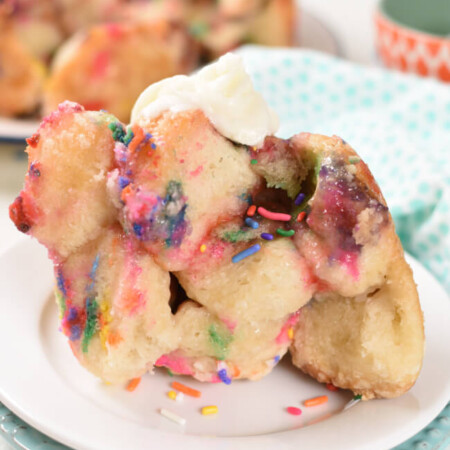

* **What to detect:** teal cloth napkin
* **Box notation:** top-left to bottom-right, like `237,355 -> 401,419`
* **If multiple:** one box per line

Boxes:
237,46 -> 450,449
239,45 -> 450,293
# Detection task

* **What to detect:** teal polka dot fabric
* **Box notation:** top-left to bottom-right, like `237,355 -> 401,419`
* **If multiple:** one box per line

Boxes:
240,46 -> 450,449
240,46 -> 450,293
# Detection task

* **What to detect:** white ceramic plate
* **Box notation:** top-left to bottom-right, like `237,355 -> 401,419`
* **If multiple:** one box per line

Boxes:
0,240 -> 449,450
0,118 -> 39,144
296,9 -> 341,56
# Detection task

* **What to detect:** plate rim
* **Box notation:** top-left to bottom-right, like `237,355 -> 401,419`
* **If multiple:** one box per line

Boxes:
0,239 -> 449,450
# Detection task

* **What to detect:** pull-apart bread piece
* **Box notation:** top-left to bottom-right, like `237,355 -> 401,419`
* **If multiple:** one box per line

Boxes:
44,21 -> 199,123
10,54 -> 423,397
256,133 -> 424,399
0,8 -> 45,116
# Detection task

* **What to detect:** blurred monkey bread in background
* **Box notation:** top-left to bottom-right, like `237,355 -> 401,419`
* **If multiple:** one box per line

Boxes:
0,0 -> 296,121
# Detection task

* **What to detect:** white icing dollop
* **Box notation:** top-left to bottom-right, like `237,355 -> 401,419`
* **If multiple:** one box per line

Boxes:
131,53 -> 279,147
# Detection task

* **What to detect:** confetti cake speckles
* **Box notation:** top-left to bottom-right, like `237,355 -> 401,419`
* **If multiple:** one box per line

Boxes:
9,55 -> 424,399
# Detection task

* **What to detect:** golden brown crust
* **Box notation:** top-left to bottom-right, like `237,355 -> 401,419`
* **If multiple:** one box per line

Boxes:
292,250 -> 424,399
2,0 -> 296,119
44,21 -> 199,122
289,134 -> 424,399
290,132 -> 386,204
0,13 -> 45,116
198,0 -> 296,58
246,0 -> 296,47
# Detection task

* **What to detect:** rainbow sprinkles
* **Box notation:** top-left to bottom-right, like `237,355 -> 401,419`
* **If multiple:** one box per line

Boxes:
8,52 -> 424,405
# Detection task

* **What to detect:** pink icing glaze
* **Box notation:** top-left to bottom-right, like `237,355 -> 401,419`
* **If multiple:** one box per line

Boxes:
209,240 -> 227,260
91,51 -> 110,79
106,24 -> 123,39
275,310 -> 301,345
118,287 -> 145,316
113,142 -> 127,163
337,250 -> 360,280
189,165 -> 204,178
155,354 -> 194,375
39,102 -> 84,131
125,190 -> 159,222
165,247 -> 187,263
220,316 -> 237,332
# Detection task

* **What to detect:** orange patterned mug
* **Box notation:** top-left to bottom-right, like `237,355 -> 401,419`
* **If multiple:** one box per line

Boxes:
375,0 -> 450,82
